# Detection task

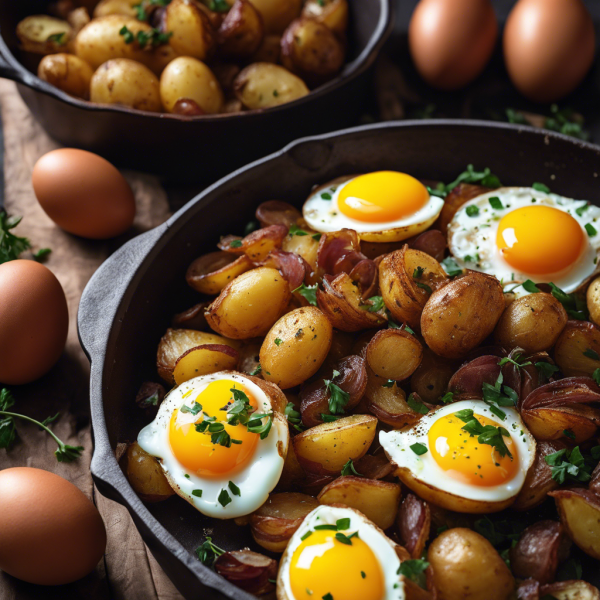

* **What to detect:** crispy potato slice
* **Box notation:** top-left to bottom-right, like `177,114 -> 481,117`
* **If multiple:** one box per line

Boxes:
251,492 -> 319,552
173,344 -> 239,384
316,272 -> 386,332
218,0 -> 264,58
396,493 -> 430,559
215,550 -> 277,596
366,329 -> 423,381
554,320 -> 600,377
124,441 -> 174,502
301,0 -> 348,35
187,251 -> 253,296
550,488 -> 600,560
157,327 -> 239,383
292,414 -> 377,474
17,15 -> 72,55
421,271 -> 505,359
540,580 -> 600,600
379,246 -> 447,330
317,476 -> 401,530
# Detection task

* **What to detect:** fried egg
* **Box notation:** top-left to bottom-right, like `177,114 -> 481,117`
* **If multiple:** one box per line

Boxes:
380,400 -> 536,513
303,171 -> 444,242
448,187 -> 600,296
277,505 -> 406,600
137,372 -> 289,519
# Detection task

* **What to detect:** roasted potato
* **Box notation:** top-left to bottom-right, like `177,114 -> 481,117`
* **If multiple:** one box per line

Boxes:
292,414 -> 378,474
277,441 -> 307,491
260,307 -> 332,389
251,33 -> 281,63
90,58 -> 162,111
396,493 -> 431,559
587,276 -> 600,326
428,528 -> 514,600
160,56 -> 224,114
251,492 -> 319,552
554,320 -> 600,377
410,348 -> 455,403
301,0 -> 348,36
421,271 -> 505,359
366,329 -> 423,381
234,62 -> 309,109
217,0 -> 264,58
17,15 -> 72,55
494,292 -> 568,353
37,53 -> 93,99
214,550 -> 277,596
93,0 -> 138,17
248,0 -> 301,33
186,252 -> 253,295
539,580 -> 600,600
165,0 -> 216,60
218,224 -> 288,262
124,441 -> 175,502
206,267 -> 291,339
280,18 -> 344,87
317,476 -> 401,530
282,229 -> 319,272
379,247 -> 448,330
173,344 -> 239,384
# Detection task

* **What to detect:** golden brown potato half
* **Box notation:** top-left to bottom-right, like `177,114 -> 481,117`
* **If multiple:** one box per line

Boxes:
93,0 -> 138,17
165,0 -> 216,60
244,373 -> 288,414
157,327 -> 239,383
379,246 -> 448,331
494,292 -> 568,353
248,0 -> 302,34
37,53 -> 93,99
173,344 -> 239,384
250,492 -> 319,552
301,0 -> 348,36
521,405 -> 599,444
396,493 -> 431,559
550,488 -> 600,560
186,252 -> 253,296
260,307 -> 332,389
539,580 -> 600,600
206,267 -> 291,339
251,33 -> 281,63
90,58 -> 162,112
421,271 -> 505,359
217,0 -> 264,58
587,276 -> 600,326
282,229 -> 319,273
280,18 -> 344,87
428,528 -> 515,600
410,348 -> 456,403
214,550 -> 277,596
124,441 -> 175,502
366,329 -> 423,381
554,320 -> 600,377
317,476 -> 401,530
17,15 -> 72,55
316,272 -> 386,332
233,62 -> 309,109
292,414 -> 378,475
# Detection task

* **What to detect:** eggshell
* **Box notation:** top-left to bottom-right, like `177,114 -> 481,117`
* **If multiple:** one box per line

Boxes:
0,467 -> 106,585
0,260 -> 68,385
504,0 -> 595,103
32,148 -> 136,239
408,0 -> 497,90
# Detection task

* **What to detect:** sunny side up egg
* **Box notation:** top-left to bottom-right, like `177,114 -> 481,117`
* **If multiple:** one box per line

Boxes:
448,187 -> 600,296
277,505 -> 406,600
380,400 -> 536,514
137,372 -> 289,518
303,171 -> 444,241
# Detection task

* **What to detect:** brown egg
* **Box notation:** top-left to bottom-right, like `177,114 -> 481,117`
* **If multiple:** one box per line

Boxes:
504,0 -> 595,103
0,260 -> 68,385
409,0 -> 497,90
0,467 -> 106,585
32,148 -> 136,239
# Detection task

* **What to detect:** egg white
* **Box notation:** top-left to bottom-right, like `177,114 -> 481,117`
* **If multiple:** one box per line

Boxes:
448,187 -> 600,296
303,175 -> 444,234
380,400 -> 536,503
278,505 -> 406,600
137,371 -> 288,519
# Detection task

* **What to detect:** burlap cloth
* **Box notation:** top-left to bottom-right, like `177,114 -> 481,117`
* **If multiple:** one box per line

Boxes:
0,80 -> 184,600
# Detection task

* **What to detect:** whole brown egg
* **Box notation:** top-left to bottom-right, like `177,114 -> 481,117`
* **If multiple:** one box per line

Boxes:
408,0 -> 498,90
504,0 -> 595,102
0,260 -> 68,385
0,468 -> 107,585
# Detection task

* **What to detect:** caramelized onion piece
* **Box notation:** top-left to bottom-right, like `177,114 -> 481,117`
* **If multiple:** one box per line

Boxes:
408,229 -> 446,262
522,377 -> 600,409
349,258 -> 378,300
172,302 -> 210,330
354,452 -> 395,480
255,200 -> 302,228
396,493 -> 431,559
259,249 -> 308,291
448,354 -> 521,398
317,228 -> 362,275
214,550 -> 277,595
516,579 -> 540,600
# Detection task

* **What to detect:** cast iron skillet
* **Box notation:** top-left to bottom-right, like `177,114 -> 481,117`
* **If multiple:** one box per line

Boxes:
0,0 -> 391,182
79,120 -> 600,599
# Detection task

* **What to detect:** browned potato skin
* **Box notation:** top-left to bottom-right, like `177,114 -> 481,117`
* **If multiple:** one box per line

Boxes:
124,442 -> 175,502
521,405 -> 599,444
554,320 -> 600,377
317,476 -> 401,530
364,371 -> 421,427
251,33 -> 281,63
587,276 -> 600,326
186,252 -> 253,296
38,53 -> 94,99
276,440 -> 307,491
280,18 -> 344,87
421,271 -> 505,359
366,328 -> 423,381
410,348 -> 455,403
165,0 -> 216,61
94,0 -> 138,17
16,15 -> 73,55
494,292 -> 568,353
250,492 -> 319,552
217,0 -> 264,58
428,528 -> 514,600
249,0 -> 302,34
301,0 -> 348,36
260,307 -> 333,389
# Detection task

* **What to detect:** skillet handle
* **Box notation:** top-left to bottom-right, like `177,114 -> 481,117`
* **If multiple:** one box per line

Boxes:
0,33 -> 24,82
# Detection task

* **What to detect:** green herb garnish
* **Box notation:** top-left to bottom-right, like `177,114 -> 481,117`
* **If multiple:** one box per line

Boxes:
341,458 -> 362,477
293,283 -> 318,306
195,536 -> 225,566
410,442 -> 428,456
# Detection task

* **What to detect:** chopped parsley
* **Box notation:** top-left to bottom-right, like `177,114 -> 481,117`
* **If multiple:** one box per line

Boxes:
415,282 -> 432,294
441,256 -> 463,277
274,338 -> 283,346
576,204 -> 589,217
455,409 -> 512,459
584,348 -> 600,361
218,489 -> 232,507
209,0 -> 230,11
481,370 -> 518,419
410,442 -> 428,456
545,446 -> 593,484
229,239 -> 243,248
413,266 -> 425,279
522,279 -> 541,293
382,379 -> 395,388
226,388 -> 255,426
0,213 -> 31,264
407,393 -> 428,415
438,164 -> 502,197
593,368 -> 600,385
181,401 -> 203,415
246,412 -> 273,439
585,223 -> 597,237
324,370 -> 350,415
47,32 -> 67,44
249,364 -> 262,376
284,402 -> 304,432
466,205 -> 479,217
293,283 -> 318,306
341,458 -> 362,477
192,489 -> 203,497
532,182 -> 550,193
195,537 -> 225,567
489,197 -> 504,210
321,192 -> 332,200
548,282 -> 588,320
33,248 -> 52,262
289,224 -> 309,237
335,531 -> 358,545
397,559 -> 429,589
535,361 -> 560,380
563,429 -> 576,440
228,481 -> 241,496
312,233 -> 322,241
365,295 -> 384,312
441,391 -> 455,404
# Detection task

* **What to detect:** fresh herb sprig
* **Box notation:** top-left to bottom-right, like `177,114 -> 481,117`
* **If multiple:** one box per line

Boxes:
455,409 -> 512,459
427,164 -> 502,198
195,537 -> 225,567
324,370 -> 350,415
545,446 -> 594,485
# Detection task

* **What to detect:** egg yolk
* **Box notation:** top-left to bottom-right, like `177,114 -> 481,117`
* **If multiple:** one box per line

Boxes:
428,413 -> 519,487
169,379 -> 259,476
496,205 -> 585,275
337,171 -> 429,223
289,528 -> 384,600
